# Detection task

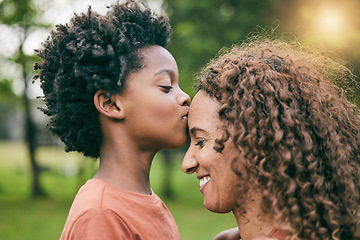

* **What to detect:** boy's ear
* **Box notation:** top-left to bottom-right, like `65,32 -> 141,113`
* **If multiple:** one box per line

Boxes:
94,90 -> 125,120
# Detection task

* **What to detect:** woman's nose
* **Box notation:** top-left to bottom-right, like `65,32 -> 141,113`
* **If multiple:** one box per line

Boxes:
177,90 -> 190,106
182,148 -> 198,174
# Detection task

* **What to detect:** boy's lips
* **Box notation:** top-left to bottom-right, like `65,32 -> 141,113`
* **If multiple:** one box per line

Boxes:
182,110 -> 188,120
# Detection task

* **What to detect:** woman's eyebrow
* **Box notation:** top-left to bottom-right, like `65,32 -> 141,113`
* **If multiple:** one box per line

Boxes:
190,127 -> 206,136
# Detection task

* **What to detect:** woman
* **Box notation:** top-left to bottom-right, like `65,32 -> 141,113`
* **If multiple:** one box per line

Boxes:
182,37 -> 360,240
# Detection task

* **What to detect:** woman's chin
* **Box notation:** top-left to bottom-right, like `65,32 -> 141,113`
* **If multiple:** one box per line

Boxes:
204,203 -> 232,214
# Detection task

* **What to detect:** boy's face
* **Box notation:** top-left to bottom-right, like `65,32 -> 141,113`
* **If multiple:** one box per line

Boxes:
119,45 -> 190,151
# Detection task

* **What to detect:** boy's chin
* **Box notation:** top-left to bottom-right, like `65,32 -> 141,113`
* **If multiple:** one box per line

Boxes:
165,137 -> 188,150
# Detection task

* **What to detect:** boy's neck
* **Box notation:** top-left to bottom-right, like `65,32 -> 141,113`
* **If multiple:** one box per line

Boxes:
93,139 -> 156,195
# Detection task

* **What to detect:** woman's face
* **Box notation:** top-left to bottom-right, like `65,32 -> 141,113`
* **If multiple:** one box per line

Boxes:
182,91 -> 239,213
119,45 -> 190,151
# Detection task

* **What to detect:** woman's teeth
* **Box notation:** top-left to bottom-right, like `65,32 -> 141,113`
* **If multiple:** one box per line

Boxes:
200,176 -> 210,187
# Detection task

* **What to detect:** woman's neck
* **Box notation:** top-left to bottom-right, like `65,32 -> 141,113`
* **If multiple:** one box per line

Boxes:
234,211 -> 274,240
233,193 -> 274,240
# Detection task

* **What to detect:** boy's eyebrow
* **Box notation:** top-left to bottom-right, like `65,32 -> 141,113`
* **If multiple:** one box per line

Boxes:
154,69 -> 174,76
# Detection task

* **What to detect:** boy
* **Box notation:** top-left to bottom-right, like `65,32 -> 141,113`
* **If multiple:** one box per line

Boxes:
34,1 -> 190,239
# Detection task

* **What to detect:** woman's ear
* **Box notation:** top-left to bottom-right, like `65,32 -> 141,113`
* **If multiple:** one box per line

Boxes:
94,90 -> 125,120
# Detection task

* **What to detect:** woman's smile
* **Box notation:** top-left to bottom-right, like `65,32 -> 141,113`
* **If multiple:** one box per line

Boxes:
199,175 -> 211,192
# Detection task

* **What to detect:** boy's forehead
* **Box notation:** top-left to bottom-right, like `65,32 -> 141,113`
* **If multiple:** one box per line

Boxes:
137,45 -> 178,75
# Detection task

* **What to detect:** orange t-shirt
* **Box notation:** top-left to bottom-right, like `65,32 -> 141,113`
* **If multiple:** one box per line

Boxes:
60,179 -> 180,240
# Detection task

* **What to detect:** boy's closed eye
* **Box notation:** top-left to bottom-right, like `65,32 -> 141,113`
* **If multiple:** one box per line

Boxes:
160,86 -> 173,93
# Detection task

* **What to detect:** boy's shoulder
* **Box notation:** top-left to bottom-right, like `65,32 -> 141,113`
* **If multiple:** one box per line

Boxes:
60,179 -> 134,240
70,179 -> 109,212
61,179 -> 180,240
69,179 -> 162,215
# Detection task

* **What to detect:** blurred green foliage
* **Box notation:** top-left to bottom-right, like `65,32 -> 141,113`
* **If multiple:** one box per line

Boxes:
164,0 -> 277,96
0,142 -> 236,240
164,0 -> 360,99
0,0 -> 360,238
0,80 -> 21,138
0,0 -> 52,197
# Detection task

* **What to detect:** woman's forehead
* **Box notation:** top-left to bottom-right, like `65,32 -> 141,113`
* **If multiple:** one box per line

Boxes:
188,91 -> 221,131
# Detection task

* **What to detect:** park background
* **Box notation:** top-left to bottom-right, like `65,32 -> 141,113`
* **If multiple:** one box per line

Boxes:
0,0 -> 359,239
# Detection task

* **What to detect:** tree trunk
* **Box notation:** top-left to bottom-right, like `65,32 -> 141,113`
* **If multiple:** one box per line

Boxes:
22,55 -> 45,197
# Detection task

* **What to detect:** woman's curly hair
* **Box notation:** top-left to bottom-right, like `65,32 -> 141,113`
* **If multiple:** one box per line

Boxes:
33,0 -> 171,158
196,37 -> 360,240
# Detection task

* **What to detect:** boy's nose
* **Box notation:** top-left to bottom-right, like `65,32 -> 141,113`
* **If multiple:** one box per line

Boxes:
182,148 -> 198,174
178,91 -> 190,106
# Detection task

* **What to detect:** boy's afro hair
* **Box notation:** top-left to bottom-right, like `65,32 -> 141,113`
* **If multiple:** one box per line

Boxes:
34,0 -> 171,158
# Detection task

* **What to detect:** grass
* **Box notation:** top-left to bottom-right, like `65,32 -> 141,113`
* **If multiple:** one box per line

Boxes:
0,141 -> 237,240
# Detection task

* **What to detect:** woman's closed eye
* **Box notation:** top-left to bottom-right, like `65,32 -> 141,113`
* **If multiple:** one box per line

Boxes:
195,140 -> 206,147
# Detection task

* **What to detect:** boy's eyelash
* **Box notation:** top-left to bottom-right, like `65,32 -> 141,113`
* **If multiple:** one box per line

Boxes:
161,86 -> 172,92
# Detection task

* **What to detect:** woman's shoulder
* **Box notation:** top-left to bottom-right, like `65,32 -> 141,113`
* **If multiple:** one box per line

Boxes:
268,228 -> 289,240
